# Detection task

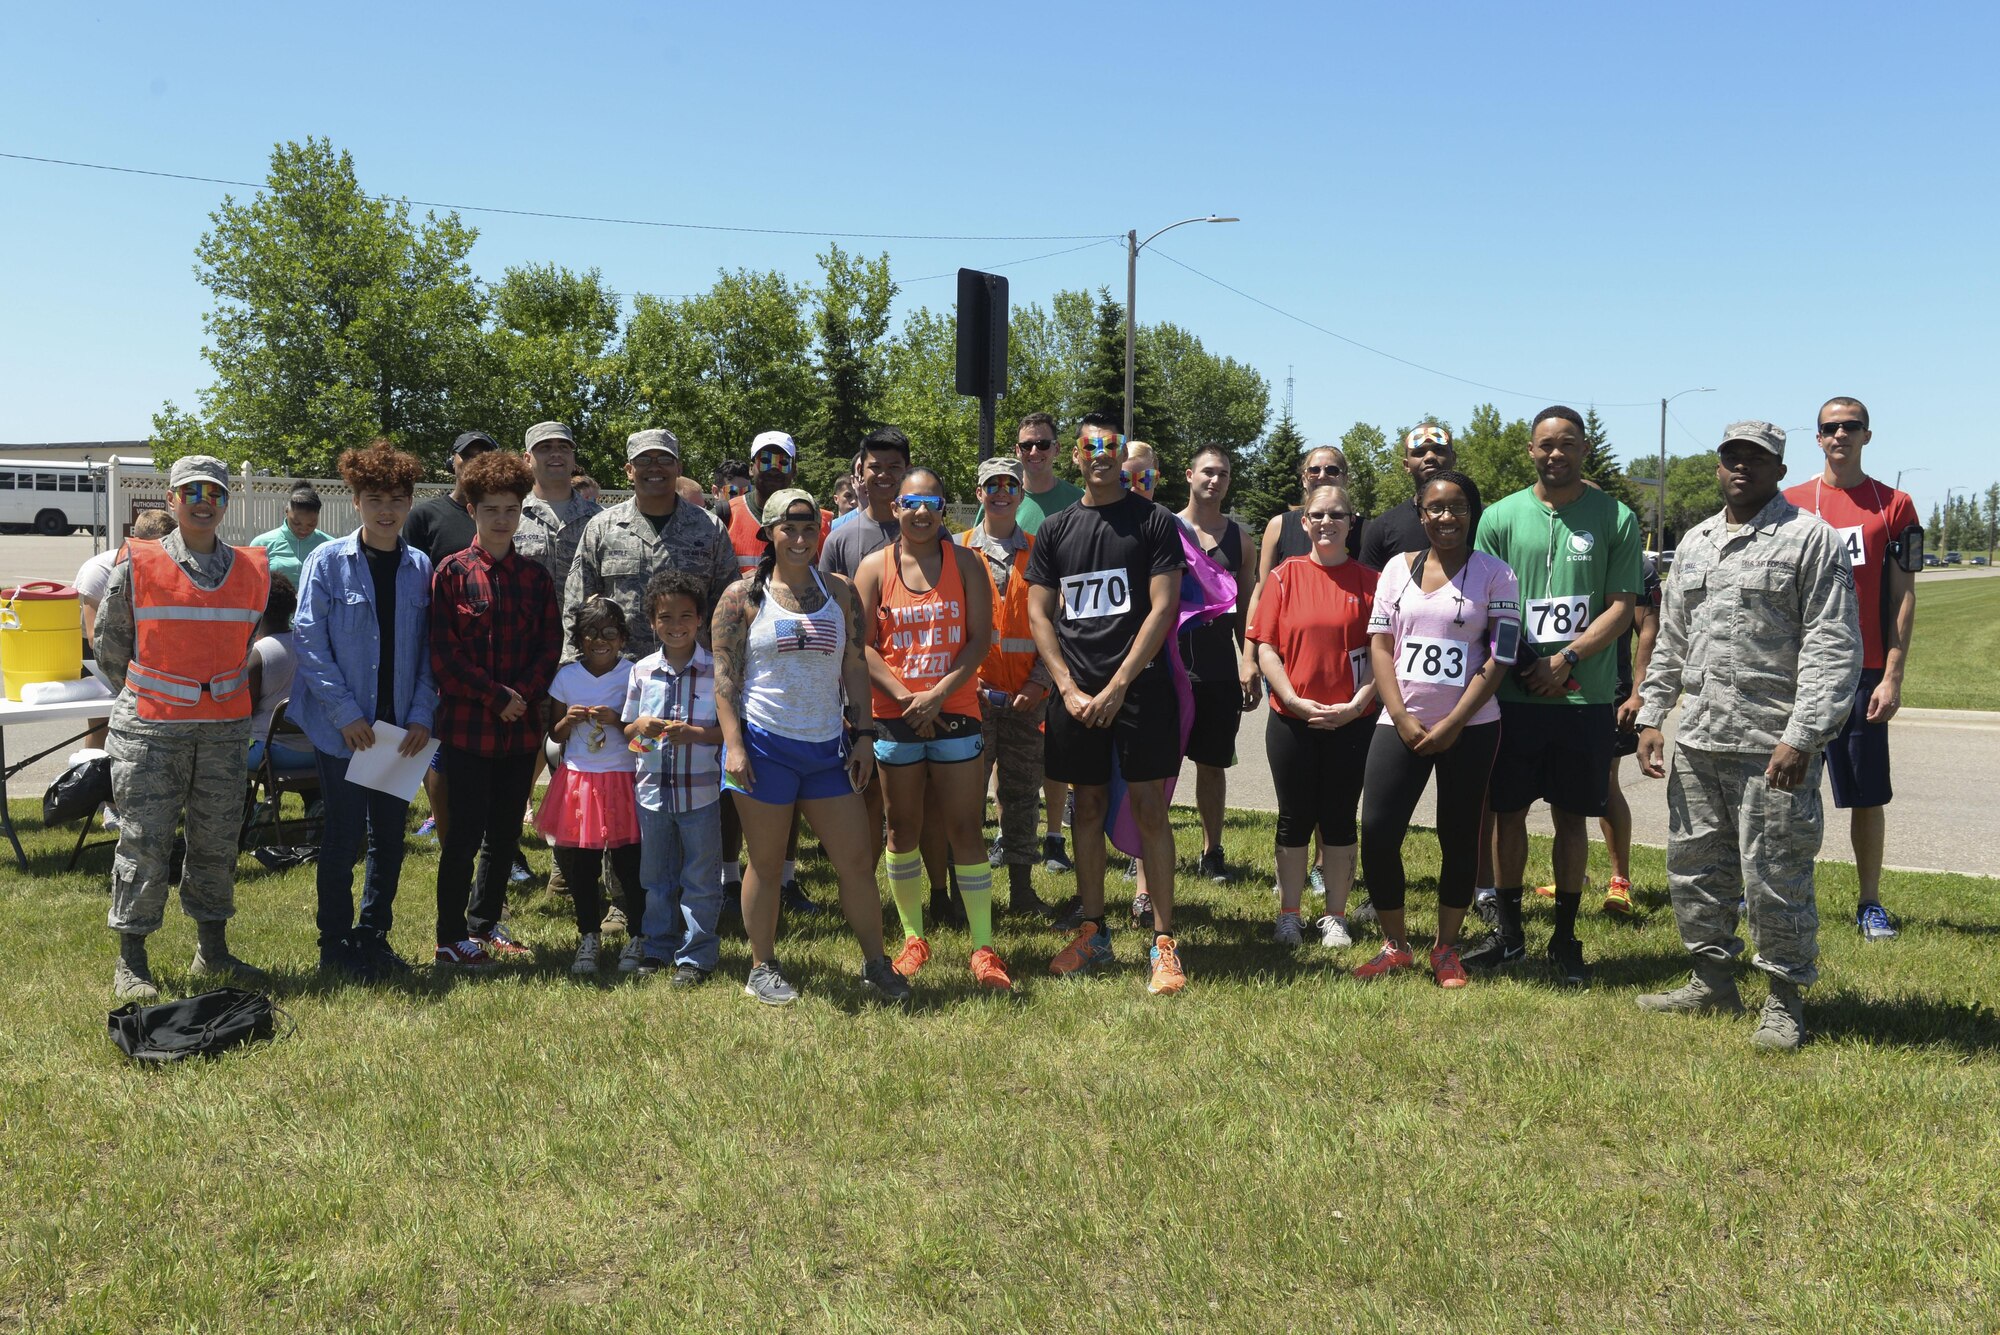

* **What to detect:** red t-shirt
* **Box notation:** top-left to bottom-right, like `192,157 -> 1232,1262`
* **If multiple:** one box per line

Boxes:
1783,475 -> 1918,671
1247,555 -> 1379,717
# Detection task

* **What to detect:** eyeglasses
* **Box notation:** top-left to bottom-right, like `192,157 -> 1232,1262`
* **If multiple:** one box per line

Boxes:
1405,426 -> 1452,453
1817,420 -> 1867,436
1080,432 -> 1126,456
1303,463 -> 1347,478
1305,509 -> 1351,523
981,479 -> 1021,495
176,482 -> 228,505
897,494 -> 946,512
1123,468 -> 1158,490
1016,438 -> 1056,454
1423,502 -> 1471,519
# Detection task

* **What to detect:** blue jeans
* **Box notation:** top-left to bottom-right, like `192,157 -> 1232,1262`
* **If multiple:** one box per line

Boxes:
314,748 -> 412,950
639,800 -> 724,970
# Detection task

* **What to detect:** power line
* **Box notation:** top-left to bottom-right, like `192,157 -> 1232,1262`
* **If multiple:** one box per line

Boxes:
1147,246 -> 1660,410
1665,404 -> 1711,451
0,150 -> 1115,243
899,238 -> 1122,284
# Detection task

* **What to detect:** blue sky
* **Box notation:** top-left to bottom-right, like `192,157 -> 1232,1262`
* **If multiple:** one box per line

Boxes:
3,1 -> 1994,520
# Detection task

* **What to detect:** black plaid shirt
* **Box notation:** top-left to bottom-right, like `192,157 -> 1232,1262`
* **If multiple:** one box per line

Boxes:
430,543 -> 560,757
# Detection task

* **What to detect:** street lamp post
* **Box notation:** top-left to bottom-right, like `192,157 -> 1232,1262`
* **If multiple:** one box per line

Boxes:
1125,215 -> 1238,439
1656,387 -> 1716,551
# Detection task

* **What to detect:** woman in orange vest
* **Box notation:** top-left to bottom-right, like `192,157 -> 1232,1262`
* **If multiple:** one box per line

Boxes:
854,467 -> 1007,988
92,455 -> 272,1000
963,456 -> 1058,918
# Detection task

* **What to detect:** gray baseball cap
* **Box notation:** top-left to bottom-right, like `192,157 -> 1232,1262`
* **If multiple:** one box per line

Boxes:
167,455 -> 230,494
524,421 -> 575,451
626,428 -> 681,461
1720,420 -> 1786,459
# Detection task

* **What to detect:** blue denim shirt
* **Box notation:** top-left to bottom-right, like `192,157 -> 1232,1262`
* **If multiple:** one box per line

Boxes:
291,532 -> 439,757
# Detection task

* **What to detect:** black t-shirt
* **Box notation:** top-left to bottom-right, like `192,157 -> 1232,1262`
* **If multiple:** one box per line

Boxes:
363,541 -> 401,724
1276,506 -> 1364,563
404,495 -> 475,567
1358,498 -> 1428,572
1179,518 -> 1242,683
1025,493 -> 1185,691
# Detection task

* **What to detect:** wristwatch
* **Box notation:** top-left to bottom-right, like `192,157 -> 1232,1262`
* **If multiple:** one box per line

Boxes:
850,725 -> 879,739
1560,648 -> 1580,668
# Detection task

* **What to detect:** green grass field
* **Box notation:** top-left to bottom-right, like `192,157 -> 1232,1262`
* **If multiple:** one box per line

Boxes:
4,799 -> 1998,1333
1903,576 -> 2000,711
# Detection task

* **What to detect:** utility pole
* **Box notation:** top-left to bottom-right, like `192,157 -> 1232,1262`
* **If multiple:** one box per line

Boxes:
1123,215 -> 1239,438
1656,388 -> 1716,550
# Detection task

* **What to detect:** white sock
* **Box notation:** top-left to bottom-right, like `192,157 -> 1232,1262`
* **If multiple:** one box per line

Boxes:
782,859 -> 796,883
1474,885 -> 1496,900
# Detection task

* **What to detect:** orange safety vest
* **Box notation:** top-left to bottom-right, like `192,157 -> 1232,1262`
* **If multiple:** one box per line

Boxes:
122,539 -> 269,721
728,493 -> 831,574
870,542 -> 984,721
973,532 -> 1041,696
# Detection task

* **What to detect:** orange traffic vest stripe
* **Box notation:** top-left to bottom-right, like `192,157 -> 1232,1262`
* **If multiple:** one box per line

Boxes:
975,534 -> 1040,695
729,493 -> 831,572
124,538 -> 269,721
870,542 -> 983,721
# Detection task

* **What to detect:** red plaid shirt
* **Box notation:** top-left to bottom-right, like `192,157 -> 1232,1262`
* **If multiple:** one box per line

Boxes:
430,542 -> 560,757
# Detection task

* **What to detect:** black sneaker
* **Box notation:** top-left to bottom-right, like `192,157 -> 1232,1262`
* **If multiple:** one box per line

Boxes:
1459,930 -> 1525,971
635,956 -> 669,976
1547,937 -> 1591,989
1199,848 -> 1228,883
779,879 -> 823,916
670,963 -> 710,988
1052,899 -> 1087,932
743,960 -> 798,1006
720,882 -> 742,920
355,932 -> 412,976
861,955 -> 913,1004
1042,836 -> 1074,874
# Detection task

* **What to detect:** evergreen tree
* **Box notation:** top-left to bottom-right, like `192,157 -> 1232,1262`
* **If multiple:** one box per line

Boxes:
1582,407 -> 1643,514
1235,410 -> 1307,528
1079,292 -> 1174,448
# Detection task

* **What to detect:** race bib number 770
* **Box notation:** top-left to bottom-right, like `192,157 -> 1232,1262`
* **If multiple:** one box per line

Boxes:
1060,569 -> 1133,621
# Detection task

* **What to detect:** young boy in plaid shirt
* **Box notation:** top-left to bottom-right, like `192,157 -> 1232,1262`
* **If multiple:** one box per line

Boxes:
622,569 -> 725,984
430,451 -> 561,968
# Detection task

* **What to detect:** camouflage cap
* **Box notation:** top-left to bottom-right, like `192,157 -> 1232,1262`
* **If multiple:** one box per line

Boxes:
1720,420 -> 1785,460
524,421 -> 575,451
625,428 -> 681,461
167,455 -> 230,494
977,456 -> 1024,485
759,486 -> 819,527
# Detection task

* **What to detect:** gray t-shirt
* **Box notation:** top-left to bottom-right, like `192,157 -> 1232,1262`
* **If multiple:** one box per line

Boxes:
816,511 -> 902,578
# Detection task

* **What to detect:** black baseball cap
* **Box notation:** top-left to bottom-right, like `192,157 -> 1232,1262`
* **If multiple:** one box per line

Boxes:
451,431 -> 499,458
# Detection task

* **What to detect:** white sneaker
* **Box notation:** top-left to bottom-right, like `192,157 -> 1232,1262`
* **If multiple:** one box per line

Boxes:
98,803 -> 121,833
1317,914 -> 1352,949
571,932 -> 601,976
1274,911 -> 1304,945
618,937 -> 646,974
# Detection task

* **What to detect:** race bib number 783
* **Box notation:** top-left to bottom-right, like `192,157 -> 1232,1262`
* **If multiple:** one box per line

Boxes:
1397,635 -> 1469,687
1060,569 -> 1133,621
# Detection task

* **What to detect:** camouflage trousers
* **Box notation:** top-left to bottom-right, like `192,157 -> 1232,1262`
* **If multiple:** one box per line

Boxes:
1665,745 -> 1822,986
106,726 -> 248,936
981,698 -> 1046,867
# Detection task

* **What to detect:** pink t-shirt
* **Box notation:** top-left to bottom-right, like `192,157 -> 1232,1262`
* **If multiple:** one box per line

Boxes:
1367,550 -> 1519,729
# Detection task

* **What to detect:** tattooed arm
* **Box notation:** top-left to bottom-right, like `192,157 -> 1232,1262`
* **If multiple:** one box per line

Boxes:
710,579 -> 755,791
831,572 -> 877,789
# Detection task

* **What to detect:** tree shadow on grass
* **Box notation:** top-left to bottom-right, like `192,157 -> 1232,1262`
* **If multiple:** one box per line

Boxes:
1809,988 -> 2000,1056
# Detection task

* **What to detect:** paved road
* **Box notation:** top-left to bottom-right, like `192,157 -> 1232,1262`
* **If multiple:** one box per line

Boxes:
6,533 -> 1998,877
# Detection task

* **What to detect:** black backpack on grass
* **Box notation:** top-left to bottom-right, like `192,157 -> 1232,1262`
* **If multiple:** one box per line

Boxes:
108,988 -> 280,1063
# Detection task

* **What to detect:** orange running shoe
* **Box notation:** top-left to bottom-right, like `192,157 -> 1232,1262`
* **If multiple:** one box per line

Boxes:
1147,934 -> 1187,995
1049,922 -> 1115,977
1430,943 -> 1469,989
1602,876 -> 1634,916
1532,883 -> 1557,899
892,935 -> 931,978
1353,942 -> 1416,980
969,946 -> 1014,991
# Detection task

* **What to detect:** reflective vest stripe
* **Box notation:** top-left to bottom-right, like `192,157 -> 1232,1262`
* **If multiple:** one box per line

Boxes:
999,637 -> 1038,655
132,605 -> 262,623
126,663 -> 203,704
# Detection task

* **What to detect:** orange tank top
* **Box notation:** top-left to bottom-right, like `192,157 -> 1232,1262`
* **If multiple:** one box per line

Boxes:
870,541 -> 983,721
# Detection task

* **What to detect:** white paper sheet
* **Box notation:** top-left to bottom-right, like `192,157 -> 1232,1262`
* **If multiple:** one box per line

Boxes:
343,721 -> 440,802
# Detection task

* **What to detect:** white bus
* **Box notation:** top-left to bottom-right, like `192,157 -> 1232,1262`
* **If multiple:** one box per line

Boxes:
0,458 -> 121,535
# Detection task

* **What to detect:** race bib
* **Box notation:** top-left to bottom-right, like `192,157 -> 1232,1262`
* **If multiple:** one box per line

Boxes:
1397,635 -> 1469,687
1060,569 -> 1133,621
1834,524 -> 1866,568
1349,646 -> 1372,690
1524,595 -> 1591,645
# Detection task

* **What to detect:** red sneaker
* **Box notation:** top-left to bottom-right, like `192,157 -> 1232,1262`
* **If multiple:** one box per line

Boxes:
472,925 -> 533,960
969,946 -> 1014,991
892,935 -> 931,979
1353,942 -> 1415,980
1430,943 -> 1469,989
435,939 -> 497,970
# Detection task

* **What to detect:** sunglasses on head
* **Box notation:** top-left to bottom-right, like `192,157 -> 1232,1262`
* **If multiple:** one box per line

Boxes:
176,482 -> 228,506
981,478 -> 1021,495
897,494 -> 945,512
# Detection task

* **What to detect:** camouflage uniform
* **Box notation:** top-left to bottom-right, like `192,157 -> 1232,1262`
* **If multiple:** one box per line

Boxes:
1635,491 -> 1861,985
563,497 -> 737,661
517,490 -> 602,590
965,525 -> 1053,867
94,531 -> 256,936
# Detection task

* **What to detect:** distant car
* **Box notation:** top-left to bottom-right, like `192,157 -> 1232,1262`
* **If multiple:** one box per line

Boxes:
1945,551 -> 1963,564
1923,553 -> 1941,567
1975,556 -> 1991,567
1658,550 -> 1676,571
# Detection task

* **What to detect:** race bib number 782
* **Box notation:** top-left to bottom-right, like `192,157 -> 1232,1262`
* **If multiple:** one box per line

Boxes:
1524,595 -> 1591,645
1060,569 -> 1133,621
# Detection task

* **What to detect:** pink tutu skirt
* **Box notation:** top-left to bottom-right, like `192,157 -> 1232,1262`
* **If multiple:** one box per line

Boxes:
536,767 -> 640,849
